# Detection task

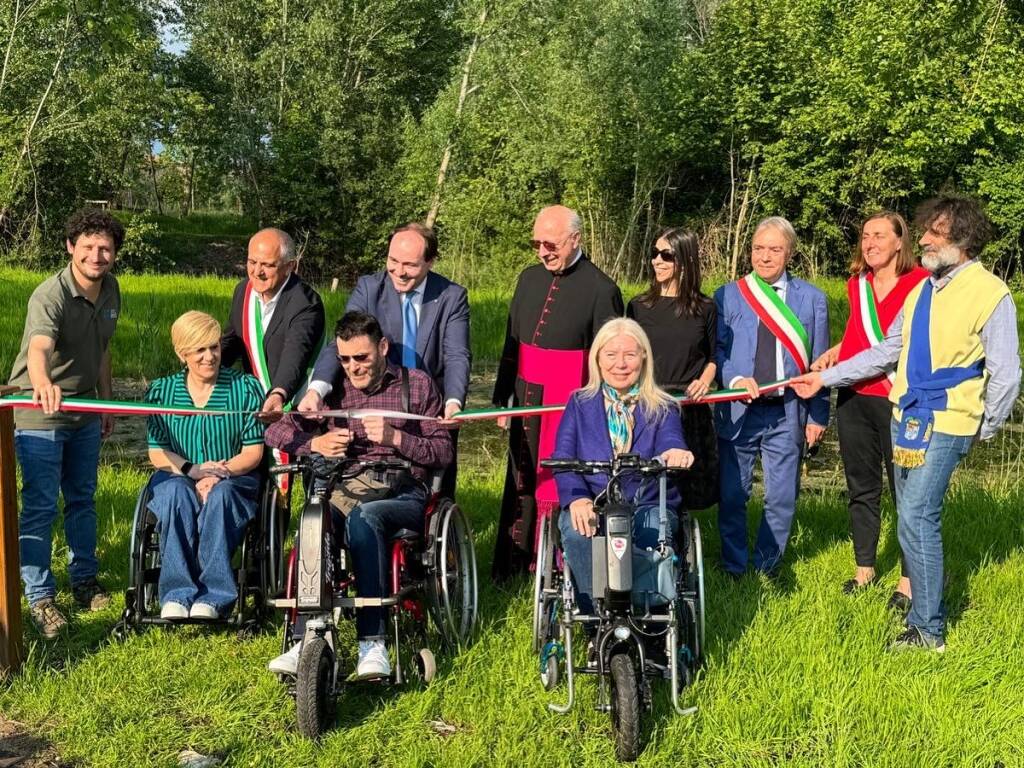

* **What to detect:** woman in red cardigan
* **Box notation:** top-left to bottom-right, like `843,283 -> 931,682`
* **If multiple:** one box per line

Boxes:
813,212 -> 928,608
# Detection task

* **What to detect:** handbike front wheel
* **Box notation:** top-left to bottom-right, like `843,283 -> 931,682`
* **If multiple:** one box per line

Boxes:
609,652 -> 641,762
295,636 -> 335,739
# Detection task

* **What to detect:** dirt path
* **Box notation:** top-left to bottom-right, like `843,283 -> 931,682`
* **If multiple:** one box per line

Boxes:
0,717 -> 63,767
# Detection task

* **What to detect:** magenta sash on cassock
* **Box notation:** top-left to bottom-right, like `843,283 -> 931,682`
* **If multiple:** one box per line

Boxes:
518,342 -> 587,508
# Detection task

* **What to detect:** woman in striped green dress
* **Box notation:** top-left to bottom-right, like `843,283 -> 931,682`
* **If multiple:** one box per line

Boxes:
144,311 -> 266,620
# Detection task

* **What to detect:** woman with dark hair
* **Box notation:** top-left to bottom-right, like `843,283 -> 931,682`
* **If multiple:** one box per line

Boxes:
811,212 -> 928,605
626,228 -> 718,509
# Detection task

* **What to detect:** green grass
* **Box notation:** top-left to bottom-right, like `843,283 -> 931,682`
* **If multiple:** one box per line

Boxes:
1,269 -> 1024,766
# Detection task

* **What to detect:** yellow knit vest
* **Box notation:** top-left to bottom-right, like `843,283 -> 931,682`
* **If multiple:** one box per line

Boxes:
890,262 -> 1009,436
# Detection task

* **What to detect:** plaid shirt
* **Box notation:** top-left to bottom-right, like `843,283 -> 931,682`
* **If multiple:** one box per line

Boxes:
265,364 -> 453,481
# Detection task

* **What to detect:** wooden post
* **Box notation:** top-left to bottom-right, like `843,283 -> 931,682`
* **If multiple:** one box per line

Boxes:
0,384 -> 23,677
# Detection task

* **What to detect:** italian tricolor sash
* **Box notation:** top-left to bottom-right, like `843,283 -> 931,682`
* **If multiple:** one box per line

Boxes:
241,283 -> 289,489
856,273 -> 895,386
736,273 -> 811,374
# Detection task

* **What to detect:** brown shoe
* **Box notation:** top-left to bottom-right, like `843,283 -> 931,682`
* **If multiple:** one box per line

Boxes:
72,578 -> 112,611
30,598 -> 68,639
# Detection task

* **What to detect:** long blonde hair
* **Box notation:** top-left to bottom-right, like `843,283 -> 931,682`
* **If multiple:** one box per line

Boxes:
579,317 -> 678,419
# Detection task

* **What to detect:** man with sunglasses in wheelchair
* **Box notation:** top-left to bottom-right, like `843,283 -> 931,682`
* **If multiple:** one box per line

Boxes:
264,311 -> 453,678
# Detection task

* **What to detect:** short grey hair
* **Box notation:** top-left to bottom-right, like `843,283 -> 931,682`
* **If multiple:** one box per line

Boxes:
274,229 -> 296,263
753,216 -> 798,255
567,209 -> 581,234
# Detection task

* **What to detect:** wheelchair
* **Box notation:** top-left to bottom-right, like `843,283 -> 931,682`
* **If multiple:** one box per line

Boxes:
534,454 -> 705,762
268,454 -> 478,739
114,467 -> 290,637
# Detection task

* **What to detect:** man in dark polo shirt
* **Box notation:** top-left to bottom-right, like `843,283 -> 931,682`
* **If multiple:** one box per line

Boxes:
8,208 -> 123,638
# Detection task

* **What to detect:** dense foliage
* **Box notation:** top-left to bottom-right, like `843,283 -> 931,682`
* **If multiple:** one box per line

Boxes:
2,0 -> 1023,283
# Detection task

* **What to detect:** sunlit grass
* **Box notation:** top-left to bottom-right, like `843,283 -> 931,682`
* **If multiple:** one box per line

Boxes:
1,269 -> 1023,766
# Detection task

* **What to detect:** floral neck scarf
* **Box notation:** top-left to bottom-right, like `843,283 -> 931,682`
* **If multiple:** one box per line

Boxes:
602,383 -> 640,455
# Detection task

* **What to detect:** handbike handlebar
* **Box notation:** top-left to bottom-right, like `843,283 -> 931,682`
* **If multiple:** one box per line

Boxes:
269,454 -> 412,478
540,454 -> 680,475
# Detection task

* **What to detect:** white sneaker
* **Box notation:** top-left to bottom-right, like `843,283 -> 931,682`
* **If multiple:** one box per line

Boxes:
268,642 -> 302,675
189,602 -> 219,620
160,601 -> 189,620
355,640 -> 391,679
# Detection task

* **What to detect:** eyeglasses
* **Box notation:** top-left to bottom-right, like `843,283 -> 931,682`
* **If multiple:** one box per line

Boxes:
651,249 -> 676,262
336,353 -> 372,365
529,234 -> 574,252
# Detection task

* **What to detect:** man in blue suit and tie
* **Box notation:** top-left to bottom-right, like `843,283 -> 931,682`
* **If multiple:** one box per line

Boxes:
299,222 -> 470,496
714,216 -> 830,577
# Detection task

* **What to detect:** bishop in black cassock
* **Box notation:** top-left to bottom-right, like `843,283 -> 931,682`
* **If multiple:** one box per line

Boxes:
491,206 -> 623,581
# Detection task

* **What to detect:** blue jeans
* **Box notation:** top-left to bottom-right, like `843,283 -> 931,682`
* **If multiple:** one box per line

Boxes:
15,419 -> 102,605
718,401 -> 802,574
343,484 -> 428,640
891,421 -> 972,641
147,470 -> 259,613
558,503 -> 676,615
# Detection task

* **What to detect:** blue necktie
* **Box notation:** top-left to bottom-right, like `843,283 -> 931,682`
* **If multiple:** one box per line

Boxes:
402,293 -> 418,369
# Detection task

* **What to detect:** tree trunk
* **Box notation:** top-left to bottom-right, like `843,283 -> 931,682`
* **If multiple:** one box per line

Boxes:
426,5 -> 488,228
277,0 -> 288,126
148,151 -> 163,215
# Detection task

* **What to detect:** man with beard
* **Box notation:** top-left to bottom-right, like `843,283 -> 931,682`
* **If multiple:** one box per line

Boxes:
491,205 -> 624,581
792,196 -> 1021,652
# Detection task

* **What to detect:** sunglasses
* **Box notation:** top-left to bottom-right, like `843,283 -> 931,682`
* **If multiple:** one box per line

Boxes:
529,234 -> 573,252
651,248 -> 676,262
336,353 -> 372,365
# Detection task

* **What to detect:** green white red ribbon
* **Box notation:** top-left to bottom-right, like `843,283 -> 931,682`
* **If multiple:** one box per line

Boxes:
0,379 -> 795,421
857,273 -> 896,385
737,273 -> 811,373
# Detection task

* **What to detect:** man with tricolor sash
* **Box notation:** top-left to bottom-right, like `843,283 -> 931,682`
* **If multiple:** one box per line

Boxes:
221,228 -> 325,418
221,228 -> 325,490
714,216 -> 830,578
793,196 -> 1020,652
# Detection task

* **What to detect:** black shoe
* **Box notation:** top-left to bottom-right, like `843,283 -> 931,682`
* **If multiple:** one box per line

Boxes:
72,577 -> 111,611
842,577 -> 878,595
891,625 -> 944,653
887,590 -> 912,614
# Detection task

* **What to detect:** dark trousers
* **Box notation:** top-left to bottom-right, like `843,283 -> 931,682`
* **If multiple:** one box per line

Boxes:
440,429 -> 459,499
836,389 -> 901,573
718,400 -> 801,574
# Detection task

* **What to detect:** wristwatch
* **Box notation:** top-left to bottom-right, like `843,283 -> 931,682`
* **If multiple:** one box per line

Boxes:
180,461 -> 194,478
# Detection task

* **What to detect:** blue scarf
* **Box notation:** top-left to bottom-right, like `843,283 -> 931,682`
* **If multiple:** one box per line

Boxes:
893,280 -> 985,468
602,383 -> 640,456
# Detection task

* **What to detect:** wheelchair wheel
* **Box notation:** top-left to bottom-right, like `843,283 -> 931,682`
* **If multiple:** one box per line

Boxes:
609,652 -> 641,762
426,500 -> 478,647
690,518 -> 705,664
128,485 -> 160,619
414,648 -> 437,683
295,636 -> 335,739
531,513 -> 555,653
540,652 -> 560,691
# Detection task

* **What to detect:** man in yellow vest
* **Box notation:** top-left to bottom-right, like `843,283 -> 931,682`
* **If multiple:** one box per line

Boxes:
792,196 -> 1020,652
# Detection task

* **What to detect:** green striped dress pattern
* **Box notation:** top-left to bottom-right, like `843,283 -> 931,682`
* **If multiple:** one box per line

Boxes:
145,368 -> 265,463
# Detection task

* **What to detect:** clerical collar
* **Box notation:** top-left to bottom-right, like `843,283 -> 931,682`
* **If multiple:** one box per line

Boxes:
554,248 -> 584,276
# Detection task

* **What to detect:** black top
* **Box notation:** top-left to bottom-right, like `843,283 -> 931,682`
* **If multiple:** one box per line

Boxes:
493,255 -> 624,406
627,295 -> 716,391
